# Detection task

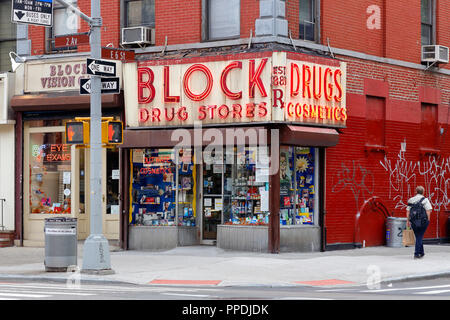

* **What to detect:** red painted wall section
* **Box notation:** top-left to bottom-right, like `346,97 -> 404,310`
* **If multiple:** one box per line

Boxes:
326,55 -> 450,246
155,0 -> 202,46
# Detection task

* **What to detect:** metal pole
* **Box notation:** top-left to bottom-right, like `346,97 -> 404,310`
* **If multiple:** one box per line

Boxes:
80,0 -> 113,273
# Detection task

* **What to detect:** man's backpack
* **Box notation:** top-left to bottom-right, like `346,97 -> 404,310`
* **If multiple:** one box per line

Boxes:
409,197 -> 428,228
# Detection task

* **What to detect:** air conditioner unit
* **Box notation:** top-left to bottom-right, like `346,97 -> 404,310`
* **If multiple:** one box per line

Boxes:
421,45 -> 449,64
121,27 -> 155,46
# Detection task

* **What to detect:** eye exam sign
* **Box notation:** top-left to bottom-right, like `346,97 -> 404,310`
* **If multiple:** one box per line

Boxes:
124,51 -> 347,128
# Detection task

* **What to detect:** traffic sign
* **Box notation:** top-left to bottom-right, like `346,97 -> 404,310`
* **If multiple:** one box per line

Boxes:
11,0 -> 53,27
102,47 -> 135,61
86,58 -> 116,77
80,77 -> 120,95
55,33 -> 90,48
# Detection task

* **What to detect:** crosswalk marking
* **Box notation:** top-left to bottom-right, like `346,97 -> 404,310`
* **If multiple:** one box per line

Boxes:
360,284 -> 450,293
0,292 -> 50,298
162,293 -> 211,298
414,289 -> 450,295
0,289 -> 94,296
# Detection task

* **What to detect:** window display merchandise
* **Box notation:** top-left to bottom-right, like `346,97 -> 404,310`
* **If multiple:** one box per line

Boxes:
29,132 -> 72,214
280,146 -> 317,225
224,147 -> 270,225
131,148 -> 196,226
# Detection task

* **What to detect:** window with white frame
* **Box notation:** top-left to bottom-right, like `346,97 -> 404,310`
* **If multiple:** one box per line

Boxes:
124,0 -> 155,27
207,0 -> 240,40
421,0 -> 434,45
299,0 -> 317,42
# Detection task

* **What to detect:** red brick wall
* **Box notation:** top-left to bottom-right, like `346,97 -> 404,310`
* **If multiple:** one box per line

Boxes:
321,0 -> 384,57
286,0 -> 299,39
28,0 -> 120,55
325,55 -> 450,246
241,0 -> 259,38
155,0 -> 202,46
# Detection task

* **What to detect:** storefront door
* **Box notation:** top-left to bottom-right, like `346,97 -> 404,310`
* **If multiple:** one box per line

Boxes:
103,148 -> 120,239
74,147 -> 119,240
201,163 -> 223,243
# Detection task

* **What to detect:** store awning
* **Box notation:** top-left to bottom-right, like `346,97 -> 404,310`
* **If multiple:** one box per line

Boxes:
10,92 -> 123,112
122,124 -> 340,149
279,125 -> 339,147
122,126 -> 268,148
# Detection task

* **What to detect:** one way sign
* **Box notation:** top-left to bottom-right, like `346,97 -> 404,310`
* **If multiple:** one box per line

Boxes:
80,77 -> 120,95
87,58 -> 117,77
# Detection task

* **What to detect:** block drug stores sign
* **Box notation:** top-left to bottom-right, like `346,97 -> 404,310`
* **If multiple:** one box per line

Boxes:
124,51 -> 347,128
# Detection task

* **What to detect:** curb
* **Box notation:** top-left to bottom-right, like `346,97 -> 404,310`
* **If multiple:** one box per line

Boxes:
382,271 -> 450,284
0,274 -> 132,286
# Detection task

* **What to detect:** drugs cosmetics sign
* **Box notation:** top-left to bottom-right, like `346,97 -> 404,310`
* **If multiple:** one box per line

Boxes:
11,0 -> 53,27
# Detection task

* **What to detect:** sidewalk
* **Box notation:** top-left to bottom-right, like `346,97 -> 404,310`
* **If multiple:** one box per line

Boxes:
1,244 -> 450,287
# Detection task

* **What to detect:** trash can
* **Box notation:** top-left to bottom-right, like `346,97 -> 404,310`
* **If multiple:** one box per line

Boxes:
386,217 -> 407,247
44,217 -> 77,272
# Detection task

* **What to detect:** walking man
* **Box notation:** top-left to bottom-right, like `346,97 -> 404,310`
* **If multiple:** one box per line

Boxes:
406,186 -> 432,259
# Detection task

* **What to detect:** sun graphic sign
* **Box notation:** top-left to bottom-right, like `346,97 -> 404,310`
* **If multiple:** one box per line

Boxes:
296,157 -> 309,173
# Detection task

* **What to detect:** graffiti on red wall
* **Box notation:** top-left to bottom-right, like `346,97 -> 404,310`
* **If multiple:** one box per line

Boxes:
380,146 -> 450,212
332,160 -> 375,211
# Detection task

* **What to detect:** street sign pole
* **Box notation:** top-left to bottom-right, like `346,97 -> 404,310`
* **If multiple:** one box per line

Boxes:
82,0 -> 113,273
54,0 -> 112,273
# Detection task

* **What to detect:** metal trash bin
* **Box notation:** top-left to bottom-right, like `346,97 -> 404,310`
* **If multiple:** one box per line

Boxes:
386,217 -> 407,247
44,217 -> 77,272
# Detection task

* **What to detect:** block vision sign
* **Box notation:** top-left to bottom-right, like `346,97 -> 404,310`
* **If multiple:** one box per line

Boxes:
124,51 -> 347,128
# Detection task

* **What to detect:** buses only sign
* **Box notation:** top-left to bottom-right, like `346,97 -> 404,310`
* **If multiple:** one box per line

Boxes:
11,0 -> 53,27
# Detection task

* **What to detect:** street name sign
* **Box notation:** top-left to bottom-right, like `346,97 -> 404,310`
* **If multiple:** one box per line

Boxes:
55,33 -> 90,48
86,58 -> 116,77
101,47 -> 135,61
11,0 -> 53,27
79,77 -> 120,95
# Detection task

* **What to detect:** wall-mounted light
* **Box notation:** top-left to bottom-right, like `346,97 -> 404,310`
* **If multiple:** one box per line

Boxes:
9,52 -> 25,72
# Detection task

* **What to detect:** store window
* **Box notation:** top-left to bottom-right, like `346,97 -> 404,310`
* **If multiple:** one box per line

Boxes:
280,146 -> 318,225
176,148 -> 196,226
125,0 -> 155,27
29,132 -> 72,214
223,146 -> 270,225
299,0 -> 317,42
131,148 -> 196,226
206,0 -> 240,40
421,0 -> 434,46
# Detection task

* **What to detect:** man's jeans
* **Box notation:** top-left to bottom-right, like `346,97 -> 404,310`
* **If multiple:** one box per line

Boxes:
412,221 -> 429,256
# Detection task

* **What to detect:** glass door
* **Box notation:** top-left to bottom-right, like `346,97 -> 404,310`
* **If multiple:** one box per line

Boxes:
201,161 -> 223,243
103,147 -> 120,240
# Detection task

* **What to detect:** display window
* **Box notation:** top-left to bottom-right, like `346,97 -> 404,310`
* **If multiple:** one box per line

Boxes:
130,148 -> 196,226
176,148 -> 196,226
280,146 -> 318,225
29,131 -> 72,214
223,146 -> 270,225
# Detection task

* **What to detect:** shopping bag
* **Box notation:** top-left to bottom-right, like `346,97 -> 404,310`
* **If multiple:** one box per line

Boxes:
402,228 -> 415,247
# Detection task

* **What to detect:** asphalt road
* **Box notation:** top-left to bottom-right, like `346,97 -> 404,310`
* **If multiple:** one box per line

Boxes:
1,278 -> 450,301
